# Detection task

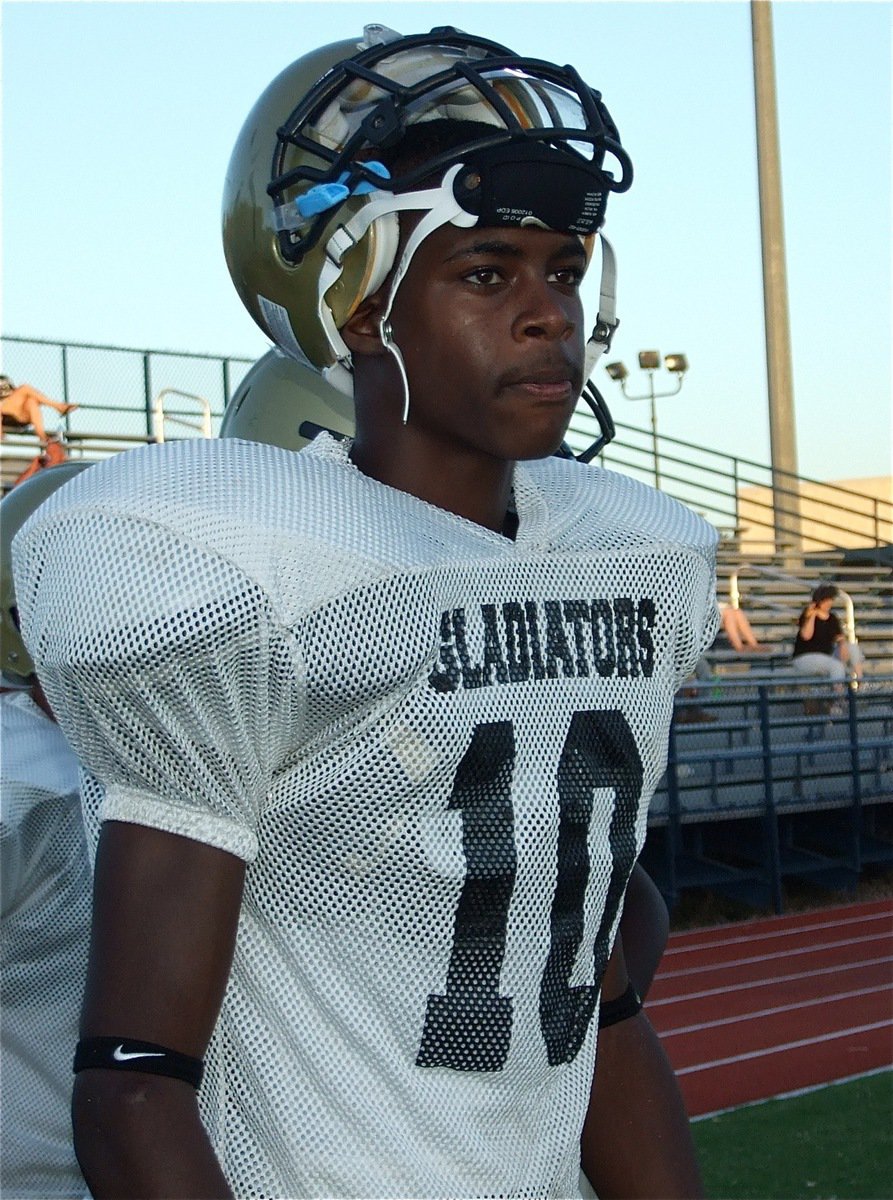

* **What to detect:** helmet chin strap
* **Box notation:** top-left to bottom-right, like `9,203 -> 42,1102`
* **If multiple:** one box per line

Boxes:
318,167 -> 473,404
583,235 -> 618,379
375,167 -> 477,424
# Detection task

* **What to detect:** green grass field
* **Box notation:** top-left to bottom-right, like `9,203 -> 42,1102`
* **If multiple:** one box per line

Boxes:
692,1071 -> 893,1200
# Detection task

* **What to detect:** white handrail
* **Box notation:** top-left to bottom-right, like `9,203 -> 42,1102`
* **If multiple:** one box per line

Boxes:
836,588 -> 858,645
729,573 -> 741,610
151,389 -> 212,443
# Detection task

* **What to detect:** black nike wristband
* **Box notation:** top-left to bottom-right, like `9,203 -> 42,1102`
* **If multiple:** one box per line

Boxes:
74,1037 -> 204,1088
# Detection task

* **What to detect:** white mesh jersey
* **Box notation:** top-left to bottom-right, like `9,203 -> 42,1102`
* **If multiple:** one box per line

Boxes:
14,434 -> 718,1200
0,691 -> 91,1199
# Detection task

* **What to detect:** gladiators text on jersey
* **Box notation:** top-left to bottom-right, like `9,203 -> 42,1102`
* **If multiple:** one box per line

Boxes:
429,597 -> 656,693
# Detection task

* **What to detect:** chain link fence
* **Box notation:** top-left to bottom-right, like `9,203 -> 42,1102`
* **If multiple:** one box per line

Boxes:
1,335 -> 256,443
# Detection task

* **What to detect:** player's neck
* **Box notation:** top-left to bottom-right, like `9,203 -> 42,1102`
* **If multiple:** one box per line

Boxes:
349,432 -> 516,535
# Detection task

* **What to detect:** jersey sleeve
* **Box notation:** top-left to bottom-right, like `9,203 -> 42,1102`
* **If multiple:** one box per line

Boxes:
13,508 -> 301,863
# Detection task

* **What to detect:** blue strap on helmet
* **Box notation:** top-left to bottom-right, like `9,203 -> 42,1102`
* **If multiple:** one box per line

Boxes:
296,161 -> 390,218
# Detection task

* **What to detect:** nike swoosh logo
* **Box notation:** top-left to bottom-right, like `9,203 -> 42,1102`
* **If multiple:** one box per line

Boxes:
113,1044 -> 165,1062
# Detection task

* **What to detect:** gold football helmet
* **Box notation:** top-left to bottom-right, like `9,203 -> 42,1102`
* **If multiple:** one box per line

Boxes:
220,350 -> 355,450
222,24 -> 631,399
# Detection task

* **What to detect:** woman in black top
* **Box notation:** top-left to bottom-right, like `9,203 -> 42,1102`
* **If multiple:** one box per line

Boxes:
792,583 -> 861,682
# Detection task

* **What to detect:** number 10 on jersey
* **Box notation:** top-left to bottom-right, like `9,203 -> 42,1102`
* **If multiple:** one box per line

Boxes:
416,709 -> 643,1072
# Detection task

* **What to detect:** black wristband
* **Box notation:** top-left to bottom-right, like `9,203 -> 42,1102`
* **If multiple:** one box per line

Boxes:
598,982 -> 643,1028
74,1037 -> 204,1089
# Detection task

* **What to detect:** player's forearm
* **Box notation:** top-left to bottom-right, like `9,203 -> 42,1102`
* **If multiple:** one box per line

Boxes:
618,864 -> 669,1000
580,1011 -> 704,1199
73,1071 -> 233,1199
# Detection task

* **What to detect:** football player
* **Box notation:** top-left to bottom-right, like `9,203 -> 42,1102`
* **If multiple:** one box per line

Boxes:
1,463 -> 92,1199
14,26 -> 718,1199
220,348 -> 671,1004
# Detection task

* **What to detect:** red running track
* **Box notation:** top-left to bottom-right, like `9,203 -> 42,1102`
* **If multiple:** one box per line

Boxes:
647,899 -> 893,1116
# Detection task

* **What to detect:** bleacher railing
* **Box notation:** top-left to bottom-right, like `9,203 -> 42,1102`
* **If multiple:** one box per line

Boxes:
568,402 -> 891,558
3,334 -> 891,558
152,388 -> 213,443
647,673 -> 893,911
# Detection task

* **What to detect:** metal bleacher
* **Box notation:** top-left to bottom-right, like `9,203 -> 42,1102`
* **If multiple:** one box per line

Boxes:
641,676 -> 893,913
570,390 -> 893,912
3,334 -> 891,913
638,537 -> 893,913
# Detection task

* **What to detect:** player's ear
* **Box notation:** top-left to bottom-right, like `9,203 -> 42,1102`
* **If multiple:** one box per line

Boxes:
340,294 -> 390,359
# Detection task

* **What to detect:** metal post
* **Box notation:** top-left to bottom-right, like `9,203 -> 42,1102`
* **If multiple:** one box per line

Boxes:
846,683 -> 863,876
60,343 -> 70,407
649,374 -> 660,490
751,0 -> 802,555
616,363 -> 684,489
758,685 -> 784,913
60,343 -> 71,435
143,354 -> 153,441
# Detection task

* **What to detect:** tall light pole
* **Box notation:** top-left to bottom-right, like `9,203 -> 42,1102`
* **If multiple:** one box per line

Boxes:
752,0 -> 802,553
605,352 -> 689,489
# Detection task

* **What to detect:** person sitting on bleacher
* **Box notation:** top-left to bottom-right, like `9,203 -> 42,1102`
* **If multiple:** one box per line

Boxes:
791,584 -> 864,684
718,601 -> 772,654
0,376 -> 77,449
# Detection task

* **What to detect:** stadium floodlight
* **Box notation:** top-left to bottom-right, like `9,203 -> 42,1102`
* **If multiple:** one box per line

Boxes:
664,353 -> 689,375
603,348 -> 690,490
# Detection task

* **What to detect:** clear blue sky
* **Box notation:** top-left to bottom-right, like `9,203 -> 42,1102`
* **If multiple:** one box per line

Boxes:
2,1 -> 890,483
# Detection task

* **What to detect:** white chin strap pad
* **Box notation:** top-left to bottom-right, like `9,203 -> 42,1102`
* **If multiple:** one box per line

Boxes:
584,235 -> 618,380
321,165 -> 476,407
376,166 -> 478,326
